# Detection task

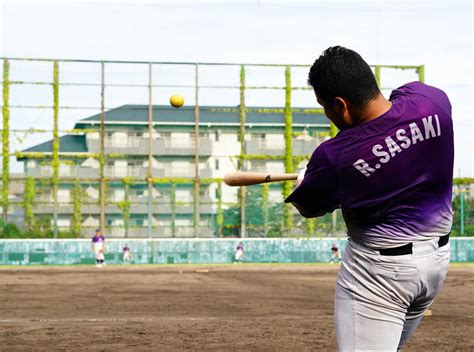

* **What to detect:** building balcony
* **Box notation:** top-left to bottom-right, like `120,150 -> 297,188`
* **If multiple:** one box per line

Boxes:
26,166 -> 100,179
32,199 -> 215,215
160,166 -> 212,178
293,139 -> 319,155
25,164 -> 212,183
103,166 -> 211,179
244,140 -> 285,156
104,166 -> 161,178
244,139 -> 320,156
155,138 -> 212,156
87,137 -> 213,156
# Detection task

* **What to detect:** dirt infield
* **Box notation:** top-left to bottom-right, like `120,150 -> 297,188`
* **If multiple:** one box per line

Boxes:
0,264 -> 472,351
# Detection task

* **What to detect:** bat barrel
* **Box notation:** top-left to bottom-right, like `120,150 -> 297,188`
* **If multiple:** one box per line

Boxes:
224,172 -> 299,186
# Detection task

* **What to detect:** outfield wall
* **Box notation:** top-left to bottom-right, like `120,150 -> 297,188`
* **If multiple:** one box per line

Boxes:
0,238 -> 473,265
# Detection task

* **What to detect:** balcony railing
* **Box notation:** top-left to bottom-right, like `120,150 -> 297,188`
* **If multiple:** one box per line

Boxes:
87,137 -> 213,156
26,165 -> 212,180
244,138 -> 321,155
27,166 -> 100,179
32,198 -> 215,215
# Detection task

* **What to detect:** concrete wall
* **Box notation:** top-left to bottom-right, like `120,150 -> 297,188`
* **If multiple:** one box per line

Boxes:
0,238 -> 472,265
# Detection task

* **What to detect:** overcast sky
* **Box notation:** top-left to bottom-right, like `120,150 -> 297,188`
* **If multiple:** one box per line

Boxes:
0,0 -> 472,175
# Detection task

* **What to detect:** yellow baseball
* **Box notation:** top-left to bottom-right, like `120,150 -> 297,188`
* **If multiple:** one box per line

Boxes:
170,94 -> 184,108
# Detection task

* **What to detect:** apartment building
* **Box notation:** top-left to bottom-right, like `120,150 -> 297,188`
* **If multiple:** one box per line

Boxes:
19,104 -> 330,237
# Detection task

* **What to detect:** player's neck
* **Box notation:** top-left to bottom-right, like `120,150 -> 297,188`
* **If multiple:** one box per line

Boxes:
356,94 -> 392,125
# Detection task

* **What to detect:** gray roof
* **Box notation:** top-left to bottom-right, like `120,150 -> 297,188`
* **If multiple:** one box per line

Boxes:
75,105 -> 328,127
22,135 -> 87,153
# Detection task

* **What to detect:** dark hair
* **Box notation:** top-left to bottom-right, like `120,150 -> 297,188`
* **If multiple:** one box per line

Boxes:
308,46 -> 380,110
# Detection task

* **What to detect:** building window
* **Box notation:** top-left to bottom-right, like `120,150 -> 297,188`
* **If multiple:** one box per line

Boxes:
135,219 -> 145,226
128,132 -> 142,147
127,161 -> 140,177
170,132 -> 191,147
265,161 -> 284,174
113,160 -> 128,177
57,219 -> 71,227
114,189 -> 125,202
269,190 -> 283,203
40,165 -> 53,176
57,189 -> 70,203
175,218 -> 191,226
59,164 -> 72,176
263,134 -> 285,149
170,161 -> 190,177
175,189 -> 191,203
86,186 -> 99,199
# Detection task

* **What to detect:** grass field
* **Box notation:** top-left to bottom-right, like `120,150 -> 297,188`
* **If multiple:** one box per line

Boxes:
0,264 -> 473,351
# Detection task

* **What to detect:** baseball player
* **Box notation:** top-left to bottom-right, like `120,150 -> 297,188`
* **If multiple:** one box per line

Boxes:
234,242 -> 244,263
122,244 -> 131,264
91,228 -> 106,267
329,243 -> 341,263
286,46 -> 453,351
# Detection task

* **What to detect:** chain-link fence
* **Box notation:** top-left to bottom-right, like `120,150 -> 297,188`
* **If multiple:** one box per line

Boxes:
3,57 -> 468,239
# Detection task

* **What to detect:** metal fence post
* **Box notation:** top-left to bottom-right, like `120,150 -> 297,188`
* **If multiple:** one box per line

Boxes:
283,65 -> 294,235
99,62 -> 106,234
171,182 -> 176,237
460,190 -> 465,235
375,65 -> 381,87
147,63 -> 153,238
217,180 -> 223,237
2,59 -> 10,223
52,61 -> 59,238
418,65 -> 425,83
194,63 -> 200,237
239,65 -> 246,238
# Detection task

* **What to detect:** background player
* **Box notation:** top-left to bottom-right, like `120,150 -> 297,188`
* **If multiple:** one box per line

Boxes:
91,228 -> 106,267
234,242 -> 244,263
286,46 -> 453,351
123,244 -> 131,264
329,243 -> 340,263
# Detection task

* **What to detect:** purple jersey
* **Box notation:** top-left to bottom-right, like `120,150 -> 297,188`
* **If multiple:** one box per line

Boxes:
92,235 -> 105,244
286,82 -> 454,248
236,244 -> 244,251
123,246 -> 130,252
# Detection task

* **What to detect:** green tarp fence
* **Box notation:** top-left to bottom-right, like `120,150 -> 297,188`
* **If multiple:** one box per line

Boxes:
0,238 -> 473,265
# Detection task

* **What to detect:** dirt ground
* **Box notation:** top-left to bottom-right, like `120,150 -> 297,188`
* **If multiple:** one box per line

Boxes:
0,264 -> 472,351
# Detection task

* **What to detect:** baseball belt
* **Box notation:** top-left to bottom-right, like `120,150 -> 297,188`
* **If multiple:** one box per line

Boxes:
378,232 -> 450,256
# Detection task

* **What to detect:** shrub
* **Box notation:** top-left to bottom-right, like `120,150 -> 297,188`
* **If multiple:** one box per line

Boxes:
3,223 -> 22,238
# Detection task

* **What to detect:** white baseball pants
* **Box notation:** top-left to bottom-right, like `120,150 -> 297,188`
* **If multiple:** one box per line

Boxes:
335,237 -> 450,351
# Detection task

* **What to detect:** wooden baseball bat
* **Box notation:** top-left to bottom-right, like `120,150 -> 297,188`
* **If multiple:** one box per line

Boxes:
224,172 -> 299,186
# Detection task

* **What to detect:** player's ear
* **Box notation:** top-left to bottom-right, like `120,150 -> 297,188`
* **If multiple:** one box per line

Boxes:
333,97 -> 347,115
334,97 -> 353,128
